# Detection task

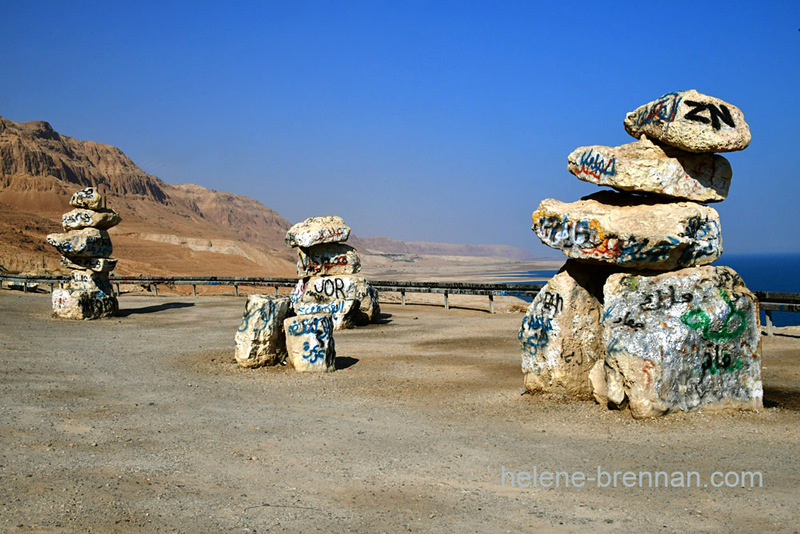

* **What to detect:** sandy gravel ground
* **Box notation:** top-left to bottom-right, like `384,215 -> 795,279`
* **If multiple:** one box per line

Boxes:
1,291 -> 799,533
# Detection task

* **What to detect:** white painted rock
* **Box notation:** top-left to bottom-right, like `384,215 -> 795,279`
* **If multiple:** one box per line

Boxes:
295,299 -> 358,330
234,295 -> 292,368
567,138 -> 732,202
69,271 -> 114,296
61,256 -> 117,274
285,216 -> 351,248
46,228 -> 113,258
52,288 -> 118,320
62,208 -> 122,231
519,261 -> 608,398
300,275 -> 380,325
284,314 -> 336,373
599,266 -> 762,418
624,90 -> 751,153
297,243 -> 361,277
532,191 -> 722,270
69,187 -> 105,209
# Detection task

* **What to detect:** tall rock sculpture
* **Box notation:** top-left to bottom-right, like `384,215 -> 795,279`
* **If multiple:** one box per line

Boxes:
47,187 -> 121,319
521,90 -> 762,417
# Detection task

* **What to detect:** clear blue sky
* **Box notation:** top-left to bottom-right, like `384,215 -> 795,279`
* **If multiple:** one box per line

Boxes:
2,1 -> 799,256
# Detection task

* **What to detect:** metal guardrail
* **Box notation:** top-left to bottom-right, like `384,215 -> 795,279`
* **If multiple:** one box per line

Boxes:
0,273 -> 796,334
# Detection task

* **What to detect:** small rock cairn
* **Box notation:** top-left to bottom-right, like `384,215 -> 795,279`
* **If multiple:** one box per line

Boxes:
46,187 -> 121,319
520,90 -> 762,418
234,215 -> 379,372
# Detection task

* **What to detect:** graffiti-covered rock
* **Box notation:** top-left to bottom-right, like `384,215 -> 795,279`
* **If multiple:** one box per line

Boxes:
69,187 -> 105,210
567,138 -> 731,202
69,271 -> 114,295
60,256 -> 118,274
285,215 -> 351,248
519,261 -> 610,398
46,228 -> 113,258
297,243 -> 361,277
234,295 -> 293,368
284,314 -> 336,373
300,274 -> 380,325
62,208 -> 122,231
52,288 -> 118,320
295,299 -> 358,330
598,266 -> 762,418
532,191 -> 722,270
623,90 -> 751,153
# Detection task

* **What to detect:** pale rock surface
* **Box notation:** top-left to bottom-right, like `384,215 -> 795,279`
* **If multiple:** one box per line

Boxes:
567,138 -> 731,202
51,288 -> 118,320
62,208 -> 122,230
532,191 -> 722,270
69,187 -> 105,210
295,299 -> 358,330
598,266 -> 762,418
519,261 -> 610,398
234,295 -> 292,368
300,274 -> 380,325
284,314 -> 336,373
623,90 -> 751,153
60,256 -> 118,274
285,216 -> 351,248
297,243 -> 361,277
46,228 -> 113,258
69,271 -> 114,295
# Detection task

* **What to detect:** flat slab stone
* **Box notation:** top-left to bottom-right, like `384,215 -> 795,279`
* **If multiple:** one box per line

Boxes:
52,288 -> 117,320
299,275 -> 379,325
284,314 -> 336,373
285,216 -> 351,248
69,187 -> 105,209
597,266 -> 762,418
62,208 -> 122,230
61,256 -> 117,274
297,243 -> 361,277
532,191 -> 722,270
47,228 -> 113,258
567,138 -> 731,202
519,261 -> 609,398
295,299 -> 358,330
624,90 -> 751,153
234,295 -> 292,368
69,271 -> 114,296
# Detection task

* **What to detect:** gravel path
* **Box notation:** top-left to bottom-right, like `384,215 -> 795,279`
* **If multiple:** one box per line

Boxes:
1,291 -> 799,532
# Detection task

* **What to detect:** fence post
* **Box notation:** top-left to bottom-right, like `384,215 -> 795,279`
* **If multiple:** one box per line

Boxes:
401,289 -> 406,306
274,285 -> 279,296
193,284 -> 197,297
115,282 -> 121,296
765,310 -> 773,337
154,284 -> 159,296
234,284 -> 239,297
50,283 -> 55,293
444,292 -> 449,311
489,294 -> 494,314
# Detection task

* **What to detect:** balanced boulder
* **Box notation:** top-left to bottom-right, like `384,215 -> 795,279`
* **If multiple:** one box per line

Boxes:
285,216 -> 351,248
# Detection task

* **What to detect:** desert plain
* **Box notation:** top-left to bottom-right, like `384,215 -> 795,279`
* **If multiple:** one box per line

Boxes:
1,283 -> 799,533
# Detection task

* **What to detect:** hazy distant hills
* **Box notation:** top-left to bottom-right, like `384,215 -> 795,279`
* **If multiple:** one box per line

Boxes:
0,116 -> 533,276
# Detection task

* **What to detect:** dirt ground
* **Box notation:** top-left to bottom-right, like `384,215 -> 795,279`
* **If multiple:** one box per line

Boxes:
1,291 -> 799,533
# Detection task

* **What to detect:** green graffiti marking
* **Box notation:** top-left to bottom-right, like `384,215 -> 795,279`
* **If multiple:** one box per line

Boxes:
680,289 -> 747,341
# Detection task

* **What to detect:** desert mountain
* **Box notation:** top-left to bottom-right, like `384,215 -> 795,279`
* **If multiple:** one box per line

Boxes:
0,115 -> 534,277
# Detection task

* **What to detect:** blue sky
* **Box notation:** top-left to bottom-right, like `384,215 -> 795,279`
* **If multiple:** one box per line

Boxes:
2,1 -> 799,256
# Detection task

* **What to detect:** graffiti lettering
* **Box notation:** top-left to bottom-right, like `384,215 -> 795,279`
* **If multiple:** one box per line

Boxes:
313,277 -> 346,299
681,289 -> 747,341
683,100 -> 735,130
634,92 -> 682,126
640,285 -> 694,311
700,344 -> 743,376
563,352 -> 583,366
577,149 -> 616,180
301,341 -> 328,364
287,316 -> 331,342
541,291 -> 563,316
238,300 -> 277,333
612,311 -> 644,330
518,314 -> 553,356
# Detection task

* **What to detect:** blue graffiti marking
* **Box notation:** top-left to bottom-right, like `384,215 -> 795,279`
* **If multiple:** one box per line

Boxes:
578,149 -> 616,179
634,92 -> 682,126
238,300 -> 277,333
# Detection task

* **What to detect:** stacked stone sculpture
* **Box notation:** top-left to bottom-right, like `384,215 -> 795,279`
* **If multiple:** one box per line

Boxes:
234,215 -> 378,373
46,187 -> 121,319
520,90 -> 762,418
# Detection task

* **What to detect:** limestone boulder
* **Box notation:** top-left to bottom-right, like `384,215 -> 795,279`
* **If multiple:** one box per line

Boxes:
52,288 -> 118,320
284,314 -> 336,373
234,295 -> 292,368
62,208 -> 122,231
599,266 -> 762,418
285,216 -> 351,248
69,187 -> 104,209
519,261 -> 609,398
623,90 -> 751,153
61,256 -> 117,274
295,299 -> 358,330
47,228 -> 113,258
532,191 -> 721,270
297,243 -> 361,277
300,275 -> 380,325
567,138 -> 731,202
69,271 -> 114,296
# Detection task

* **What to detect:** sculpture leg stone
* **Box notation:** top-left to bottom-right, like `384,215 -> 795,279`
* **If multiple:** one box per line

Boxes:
599,265 -> 762,418
234,295 -> 292,368
52,288 -> 118,320
284,314 -> 336,373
